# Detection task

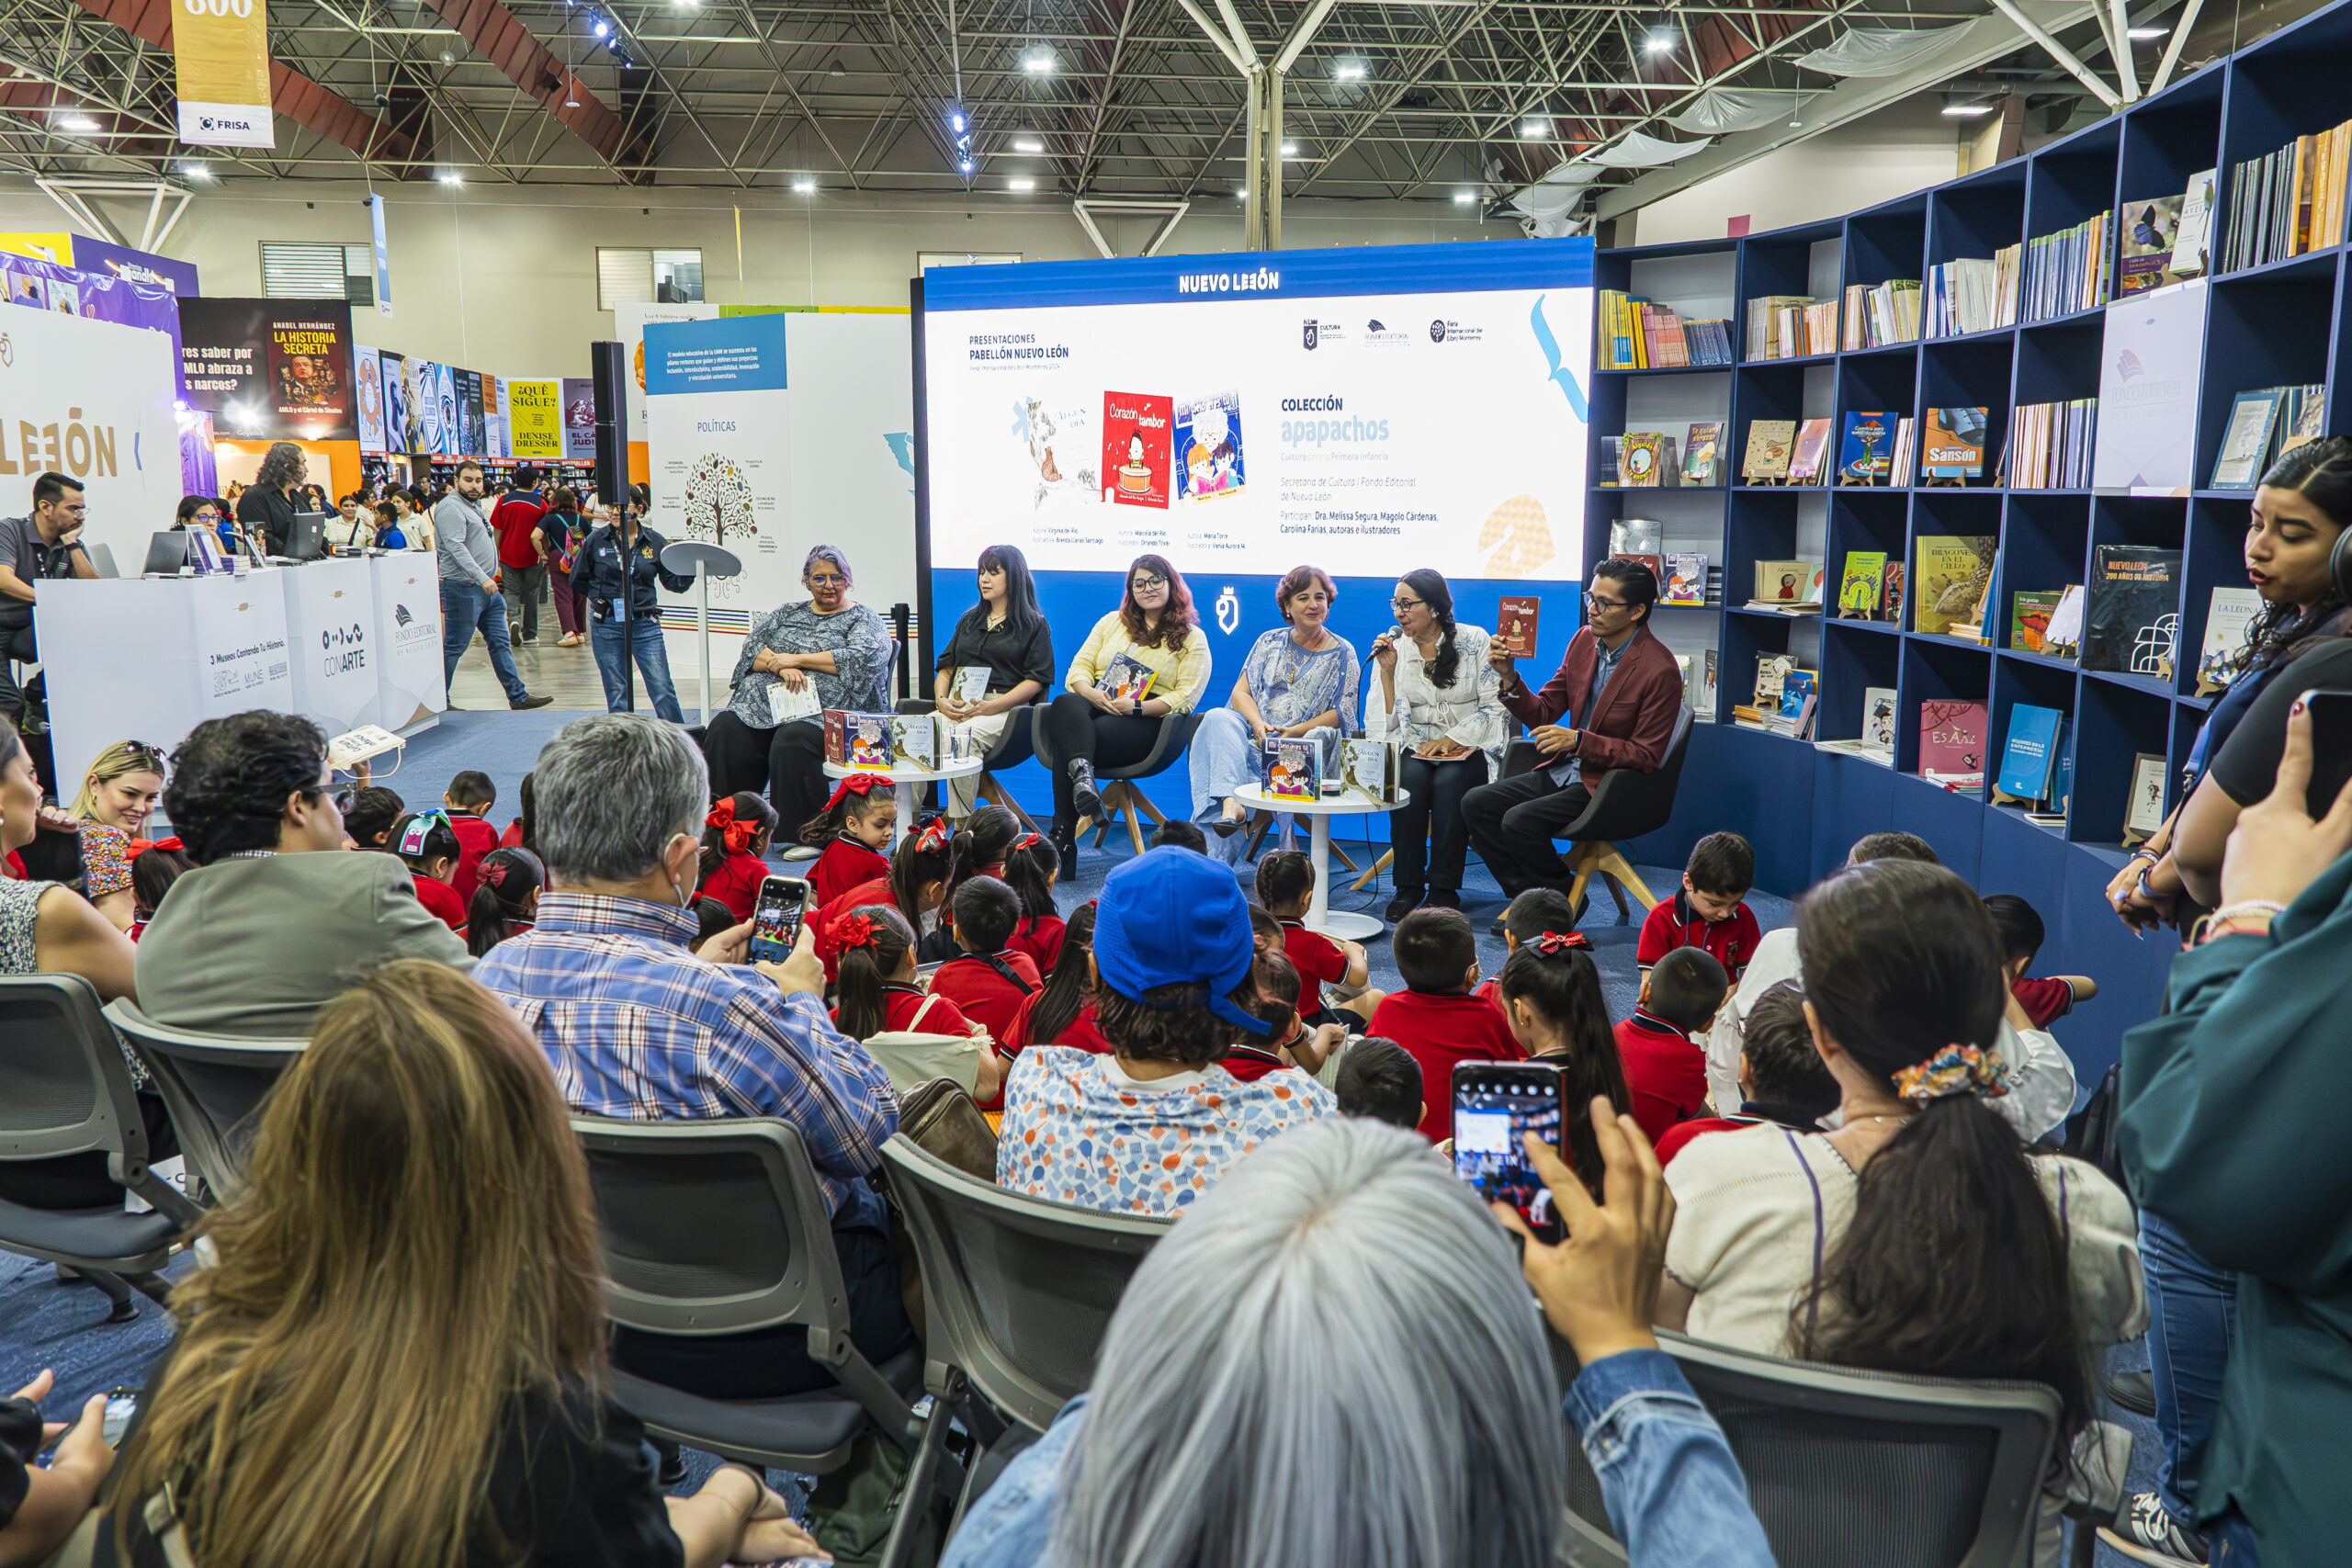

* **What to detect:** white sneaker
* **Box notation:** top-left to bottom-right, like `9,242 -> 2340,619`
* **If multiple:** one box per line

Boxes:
2098,1493 -> 2210,1567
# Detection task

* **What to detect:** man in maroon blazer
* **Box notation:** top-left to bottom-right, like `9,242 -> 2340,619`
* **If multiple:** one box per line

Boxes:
1464,558 -> 1684,905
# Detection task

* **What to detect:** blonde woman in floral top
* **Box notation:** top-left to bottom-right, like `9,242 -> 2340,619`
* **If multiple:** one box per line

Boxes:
1364,569 -> 1504,919
71,739 -> 167,931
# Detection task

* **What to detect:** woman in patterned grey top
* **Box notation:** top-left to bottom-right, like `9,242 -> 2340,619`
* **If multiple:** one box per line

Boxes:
700,544 -> 896,831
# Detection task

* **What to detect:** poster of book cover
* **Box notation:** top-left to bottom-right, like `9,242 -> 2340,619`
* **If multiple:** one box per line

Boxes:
1102,390 -> 1173,508
176,299 -> 357,440
436,364 -> 461,457
379,352 -> 408,457
1174,390 -> 1245,502
354,344 -> 387,453
266,315 -> 349,424
459,368 -> 487,458
400,357 -> 439,455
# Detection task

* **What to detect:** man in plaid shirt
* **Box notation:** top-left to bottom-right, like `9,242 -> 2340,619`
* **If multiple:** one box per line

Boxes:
476,713 -> 907,1398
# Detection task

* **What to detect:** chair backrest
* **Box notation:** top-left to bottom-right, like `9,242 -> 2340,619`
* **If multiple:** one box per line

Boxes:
1,976 -> 148,1167
879,1134 -> 1170,1433
105,998 -> 307,1204
1583,703 -> 1695,841
1557,1329 -> 2061,1568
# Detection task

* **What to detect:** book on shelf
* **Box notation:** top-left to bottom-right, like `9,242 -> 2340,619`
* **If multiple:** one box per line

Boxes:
1732,705 -> 1770,728
1496,595 -> 1541,657
2010,590 -> 2064,653
2221,119 -> 2352,273
1838,551 -> 1888,619
2210,385 -> 2325,487
1619,431 -> 1672,487
1819,737 -> 1897,764
1996,704 -> 2067,803
1837,411 -> 1896,484
1596,289 -> 1736,369
1883,560 -> 1907,624
1917,699 -> 1989,790
1752,559 -> 1823,604
2023,210 -> 2110,320
1786,418 -> 1834,482
1615,552 -> 1667,593
1610,517 -> 1662,556
2080,545 -> 2183,679
1741,419 -> 1796,481
2043,584 -> 2087,661
1863,685 -> 1897,750
2119,195 -> 2188,294
2195,586 -> 2263,694
1597,434 -> 1622,486
1925,253 -> 2020,337
1753,653 -> 1795,711
1840,278 -> 1922,349
1745,295 -> 1838,360
1889,416 -> 1917,486
2006,399 -> 2098,490
1681,422 -> 1724,485
1771,670 -> 1817,738
1920,406 -> 1990,481
1661,553 -> 1708,606
1913,536 -> 1996,637
1689,649 -> 1719,718
2172,169 -> 2217,279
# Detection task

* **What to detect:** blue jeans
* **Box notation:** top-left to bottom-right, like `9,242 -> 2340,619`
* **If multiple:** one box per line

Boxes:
591,613 -> 683,722
2143,1208 -> 2239,1527
2212,1513 -> 2261,1566
440,579 -> 527,704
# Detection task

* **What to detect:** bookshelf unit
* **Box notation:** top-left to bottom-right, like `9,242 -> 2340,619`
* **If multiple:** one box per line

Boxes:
1586,0 -> 2352,1081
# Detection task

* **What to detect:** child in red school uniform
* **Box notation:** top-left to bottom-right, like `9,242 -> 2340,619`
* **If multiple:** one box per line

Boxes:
1983,893 -> 2098,1029
1365,907 -> 1526,1141
441,770 -> 502,904
1476,887 -> 1586,1010
497,773 -> 534,850
1494,931 -> 1634,1197
1254,850 -> 1381,1025
695,792 -> 778,923
1004,902 -> 1114,1055
813,816 -> 955,984
801,773 -> 896,907
828,903 -> 1006,1104
1220,953 -> 1343,1084
127,839 -> 190,943
390,811 -> 468,933
1651,981 -> 1840,1166
999,829 -> 1068,974
1636,831 -> 1762,981
919,806 -> 1026,964
1613,945 -> 1729,1145
927,875 -> 1044,1045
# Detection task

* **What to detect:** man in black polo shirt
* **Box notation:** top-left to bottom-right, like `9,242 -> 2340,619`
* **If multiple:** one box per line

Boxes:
0,471 -> 96,725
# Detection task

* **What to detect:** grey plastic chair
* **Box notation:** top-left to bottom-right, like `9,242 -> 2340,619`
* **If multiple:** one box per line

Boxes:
106,998 -> 306,1206
1031,708 -> 1200,854
0,976 -> 201,1304
1555,1328 -> 2064,1568
1501,702 -> 1695,921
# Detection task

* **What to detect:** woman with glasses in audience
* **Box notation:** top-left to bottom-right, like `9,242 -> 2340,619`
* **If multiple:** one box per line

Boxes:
172,494 -> 232,557
95,961 -> 828,1568
1187,564 -> 1358,861
703,544 -> 897,839
1365,569 -> 1504,919
1035,553 -> 1212,878
70,739 -> 168,931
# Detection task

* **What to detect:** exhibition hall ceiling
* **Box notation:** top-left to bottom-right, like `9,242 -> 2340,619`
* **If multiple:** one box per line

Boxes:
0,0 -> 2220,198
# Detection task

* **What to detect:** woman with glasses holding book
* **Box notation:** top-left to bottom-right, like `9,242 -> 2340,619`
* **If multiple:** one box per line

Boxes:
1037,553 -> 1213,878
1365,570 -> 1505,919
933,545 -> 1054,819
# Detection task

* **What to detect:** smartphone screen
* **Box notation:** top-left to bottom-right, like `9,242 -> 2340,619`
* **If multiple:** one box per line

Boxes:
748,876 -> 809,964
2298,689 -> 2352,819
102,1390 -> 138,1445
1453,1063 -> 1568,1244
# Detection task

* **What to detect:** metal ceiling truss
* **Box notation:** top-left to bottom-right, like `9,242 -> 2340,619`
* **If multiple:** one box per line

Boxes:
0,0 -> 2237,203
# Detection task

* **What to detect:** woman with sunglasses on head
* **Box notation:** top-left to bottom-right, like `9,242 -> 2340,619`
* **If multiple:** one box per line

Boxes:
70,739 -> 168,931
1036,553 -> 1213,878
1365,570 -> 1505,919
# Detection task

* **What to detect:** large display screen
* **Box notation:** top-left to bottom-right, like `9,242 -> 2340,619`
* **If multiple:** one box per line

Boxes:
920,238 -> 1594,586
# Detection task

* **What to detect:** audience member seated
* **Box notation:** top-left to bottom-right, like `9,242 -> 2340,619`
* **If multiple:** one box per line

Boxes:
1636,830 -> 1760,980
996,845 -> 1332,1214
473,713 -> 907,1400
1188,564 -> 1358,857
467,847 -> 544,957
1255,850 -> 1379,1025
0,716 -> 136,1002
928,877 -> 1043,1056
1984,893 -> 2097,1029
688,897 -> 736,955
812,818 -> 953,982
1654,981 -> 1840,1166
1218,953 -> 1341,1084
829,904 -> 1005,1103
138,712 -> 470,1036
1363,569 -> 1505,919
500,772 -> 537,850
1003,901 -> 1110,1055
1148,819 -> 1207,853
1614,947 -> 1728,1145
1000,830 -> 1065,974
694,791 -> 777,923
391,812 -> 469,932
70,739 -> 167,931
931,544 -> 1054,820
1494,932 -> 1633,1195
916,807 -> 1024,963
1333,1036 -> 1424,1131
801,774 -> 894,907
96,962 -> 823,1568
1476,888 -> 1585,1008
127,840 -> 188,942
0,1367 -> 110,1566
944,1115 -> 1778,1568
343,784 -> 405,851
440,770 -> 501,900
1661,860 -> 2143,1562
1366,907 -> 1526,1141
2116,699 -> 2352,1566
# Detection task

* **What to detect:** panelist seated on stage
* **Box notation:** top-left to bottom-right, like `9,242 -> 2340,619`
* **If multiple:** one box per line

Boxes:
0,470 -> 97,727
1463,558 -> 1683,906
136,711 -> 472,1038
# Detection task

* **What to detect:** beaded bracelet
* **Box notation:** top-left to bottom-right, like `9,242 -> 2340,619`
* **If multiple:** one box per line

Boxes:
2207,899 -> 2288,924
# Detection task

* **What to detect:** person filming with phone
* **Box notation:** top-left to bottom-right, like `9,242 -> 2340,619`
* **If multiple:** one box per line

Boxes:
0,471 -> 96,728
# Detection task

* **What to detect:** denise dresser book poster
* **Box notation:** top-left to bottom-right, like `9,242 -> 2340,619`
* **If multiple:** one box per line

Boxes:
1174,390 -> 1245,502
1102,390 -> 1173,508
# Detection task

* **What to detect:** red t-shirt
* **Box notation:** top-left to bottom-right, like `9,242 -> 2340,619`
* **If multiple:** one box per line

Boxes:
1615,1011 -> 1709,1146
1636,890 -> 1762,979
1366,988 -> 1528,1142
1010,914 -> 1067,976
929,950 -> 1044,1044
835,985 -> 979,1041
696,850 -> 768,924
498,818 -> 526,849
1654,1115 -> 1758,1167
447,813 -> 499,904
1002,990 -> 1114,1055
1278,919 -> 1349,1017
2011,976 -> 2075,1030
491,492 -> 548,570
809,835 -> 893,908
1219,1043 -> 1292,1083
411,871 -> 468,932
814,875 -> 899,982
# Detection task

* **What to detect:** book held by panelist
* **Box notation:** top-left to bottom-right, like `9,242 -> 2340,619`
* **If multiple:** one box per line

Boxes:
1096,652 -> 1160,702
1496,596 -> 1540,657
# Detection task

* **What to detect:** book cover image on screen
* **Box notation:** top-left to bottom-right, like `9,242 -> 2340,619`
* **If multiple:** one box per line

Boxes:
1174,390 -> 1245,502
1497,596 -> 1540,656
1102,390 -> 1173,508
2081,545 -> 2182,677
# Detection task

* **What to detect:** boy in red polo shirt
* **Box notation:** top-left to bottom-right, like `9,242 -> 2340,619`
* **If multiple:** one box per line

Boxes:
1254,850 -> 1379,1024
927,875 -> 1043,1043
1983,893 -> 2099,1029
1653,981 -> 1840,1165
1365,908 -> 1526,1141
1637,831 -> 1761,981
441,770 -> 502,904
1614,945 -> 1729,1145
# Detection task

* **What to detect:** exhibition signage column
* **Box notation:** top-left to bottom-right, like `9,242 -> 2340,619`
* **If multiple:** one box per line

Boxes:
368,552 -> 448,731
280,555 -> 381,731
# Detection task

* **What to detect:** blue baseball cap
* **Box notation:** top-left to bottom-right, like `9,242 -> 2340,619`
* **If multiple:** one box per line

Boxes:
1093,845 -> 1271,1034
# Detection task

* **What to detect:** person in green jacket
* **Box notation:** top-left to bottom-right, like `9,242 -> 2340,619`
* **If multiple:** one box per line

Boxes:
2119,694 -> 2352,1568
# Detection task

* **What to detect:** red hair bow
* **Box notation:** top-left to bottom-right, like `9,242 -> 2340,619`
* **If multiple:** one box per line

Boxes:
1011,831 -> 1045,852
129,835 -> 184,858
1530,931 -> 1591,956
485,860 -> 510,889
705,797 -> 762,857
825,910 -> 878,951
822,773 -> 888,813
913,818 -> 952,857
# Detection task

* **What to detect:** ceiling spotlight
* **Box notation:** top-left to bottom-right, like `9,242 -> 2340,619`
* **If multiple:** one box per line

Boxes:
2127,24 -> 2168,38
438,170 -> 464,185
439,49 -> 455,62
960,157 -> 975,175
1009,176 -> 1035,190
1941,99 -> 1996,117
1644,27 -> 1675,51
1235,186 -> 1248,197
1334,59 -> 1365,79
949,108 -> 967,133
1281,140 -> 1298,155
1013,136 -> 1044,152
180,160 -> 213,181
1520,118 -> 1548,139
1023,49 -> 1054,73
56,114 -> 98,132
792,177 -> 816,193
1453,189 -> 1476,204
591,17 -> 608,37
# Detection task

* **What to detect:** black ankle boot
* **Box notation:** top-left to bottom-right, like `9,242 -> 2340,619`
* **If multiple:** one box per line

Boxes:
1068,759 -> 1102,822
1054,819 -> 1080,882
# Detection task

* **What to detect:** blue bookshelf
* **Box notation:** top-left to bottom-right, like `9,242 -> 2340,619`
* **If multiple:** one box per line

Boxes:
1584,0 -> 2352,1086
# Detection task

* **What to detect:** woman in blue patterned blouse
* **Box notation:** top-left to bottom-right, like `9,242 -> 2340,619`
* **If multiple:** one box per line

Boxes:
700,544 -> 895,830
1188,565 -> 1360,860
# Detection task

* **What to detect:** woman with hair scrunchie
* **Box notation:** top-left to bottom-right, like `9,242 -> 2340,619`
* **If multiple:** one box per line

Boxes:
693,792 -> 777,924
71,739 -> 168,931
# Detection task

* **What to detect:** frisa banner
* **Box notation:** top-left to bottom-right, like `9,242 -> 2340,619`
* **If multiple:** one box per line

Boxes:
173,0 -> 275,148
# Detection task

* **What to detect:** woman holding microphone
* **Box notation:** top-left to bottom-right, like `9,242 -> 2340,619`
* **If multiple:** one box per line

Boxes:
1363,569 -> 1505,919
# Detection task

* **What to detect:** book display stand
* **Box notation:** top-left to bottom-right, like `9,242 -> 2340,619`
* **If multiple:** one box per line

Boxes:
1584,1 -> 2352,1081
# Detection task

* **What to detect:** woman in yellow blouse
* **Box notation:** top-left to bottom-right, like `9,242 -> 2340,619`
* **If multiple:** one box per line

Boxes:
1042,553 -> 1213,876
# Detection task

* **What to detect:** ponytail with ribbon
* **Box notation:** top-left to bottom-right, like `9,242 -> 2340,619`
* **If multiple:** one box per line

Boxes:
830,903 -> 920,1042
800,771 -> 890,846
698,792 -> 779,884
1496,926 -> 1627,1196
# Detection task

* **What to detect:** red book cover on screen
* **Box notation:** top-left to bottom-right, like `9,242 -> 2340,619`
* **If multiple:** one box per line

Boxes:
1102,390 -> 1173,509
